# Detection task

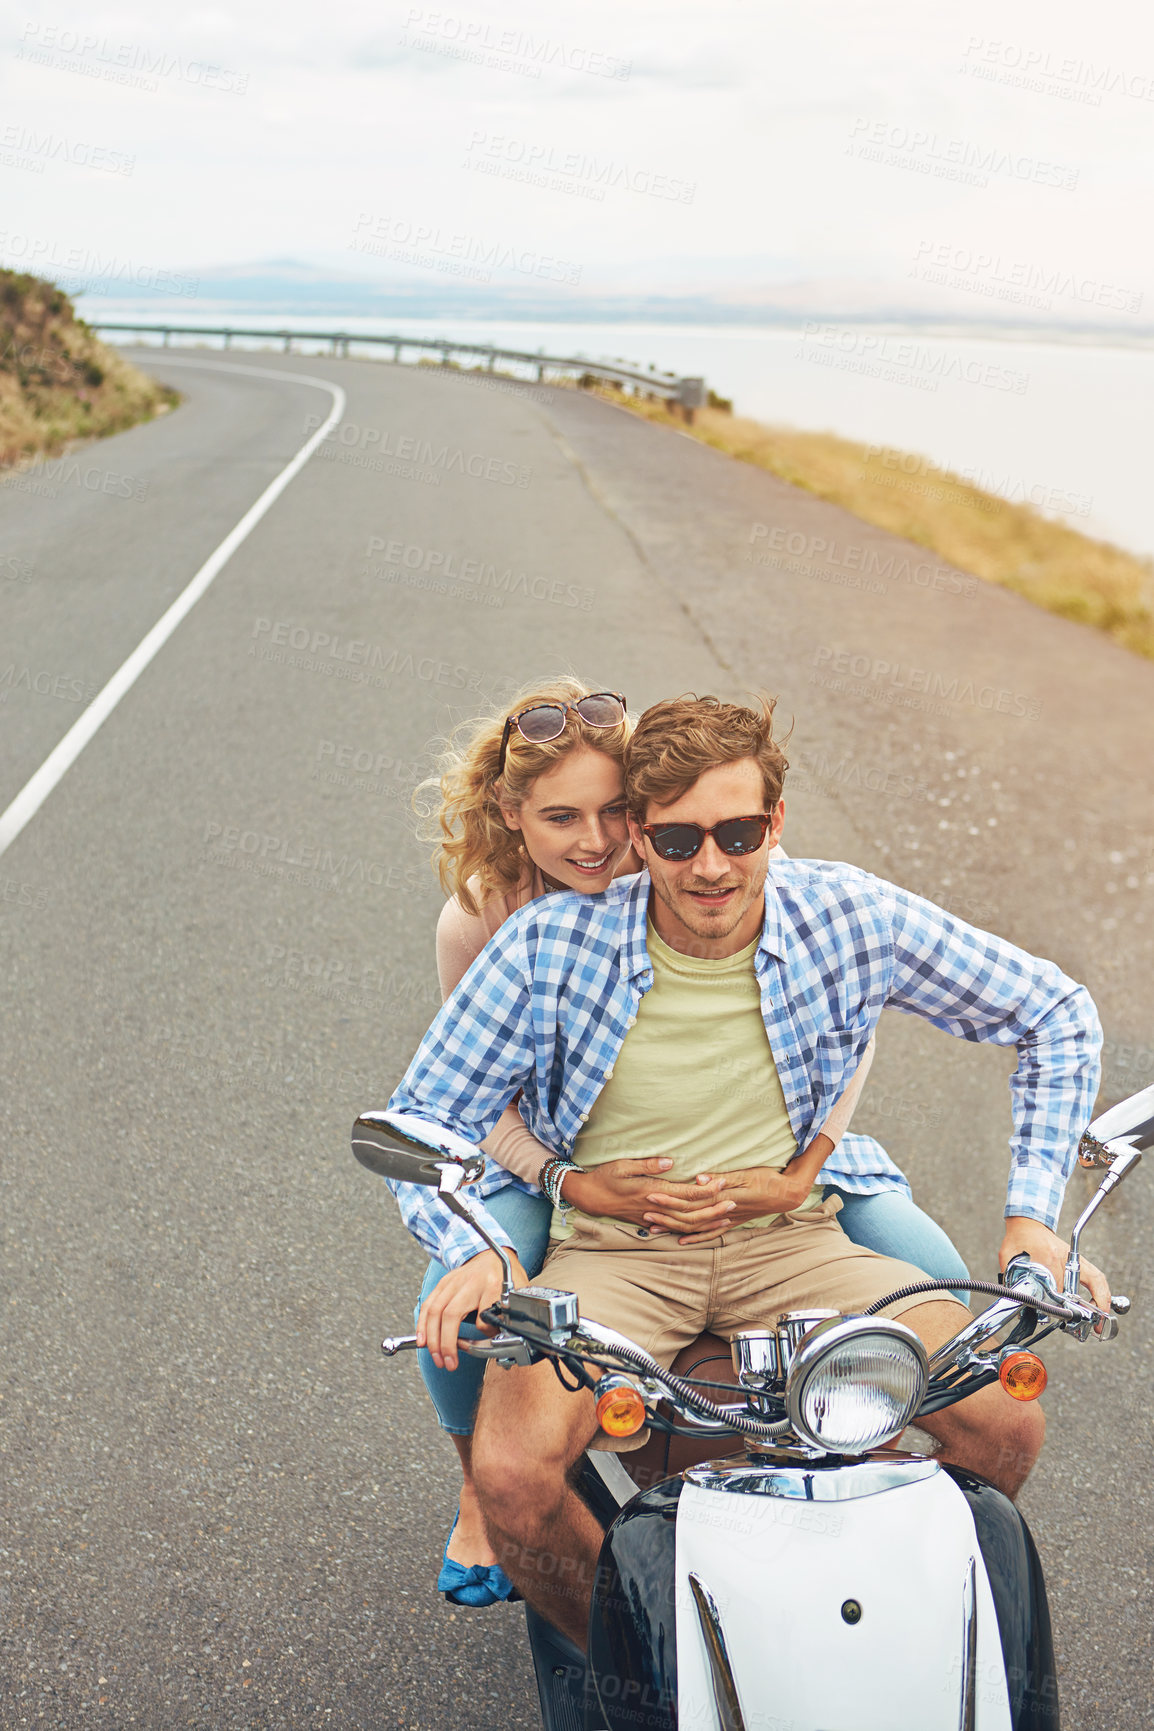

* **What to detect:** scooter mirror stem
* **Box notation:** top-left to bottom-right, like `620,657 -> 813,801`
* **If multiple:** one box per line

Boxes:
1064,1144 -> 1142,1300
437,1165 -> 516,1301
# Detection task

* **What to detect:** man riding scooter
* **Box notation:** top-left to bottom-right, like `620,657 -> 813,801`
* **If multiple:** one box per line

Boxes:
384,693 -> 1106,1647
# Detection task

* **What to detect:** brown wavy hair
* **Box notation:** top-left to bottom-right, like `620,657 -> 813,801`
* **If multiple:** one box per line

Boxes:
414,677 -> 633,915
625,692 -> 790,816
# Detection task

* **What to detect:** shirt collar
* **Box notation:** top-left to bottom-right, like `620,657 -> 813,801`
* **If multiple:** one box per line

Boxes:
759,866 -> 787,960
621,871 -> 654,982
618,865 -> 788,977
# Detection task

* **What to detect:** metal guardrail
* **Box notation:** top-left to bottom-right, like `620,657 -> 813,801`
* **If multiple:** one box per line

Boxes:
88,321 -> 708,408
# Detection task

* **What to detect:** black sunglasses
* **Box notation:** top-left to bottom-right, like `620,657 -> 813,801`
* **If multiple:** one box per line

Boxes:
497,692 -> 626,777
640,812 -> 775,862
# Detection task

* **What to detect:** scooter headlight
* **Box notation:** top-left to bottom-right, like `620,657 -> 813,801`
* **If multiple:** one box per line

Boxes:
785,1316 -> 928,1452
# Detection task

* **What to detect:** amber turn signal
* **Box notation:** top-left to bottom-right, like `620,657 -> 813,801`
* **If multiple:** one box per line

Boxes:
595,1377 -> 648,1437
999,1351 -> 1047,1401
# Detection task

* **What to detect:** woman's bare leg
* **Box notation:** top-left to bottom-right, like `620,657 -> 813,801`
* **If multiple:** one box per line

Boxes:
444,1434 -> 499,1568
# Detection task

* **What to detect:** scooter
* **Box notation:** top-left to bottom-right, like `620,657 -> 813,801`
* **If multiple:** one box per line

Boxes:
352,1081 -> 1152,1731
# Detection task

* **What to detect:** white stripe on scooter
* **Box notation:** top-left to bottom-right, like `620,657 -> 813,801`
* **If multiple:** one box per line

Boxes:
674,1471 -> 1012,1729
0,360 -> 346,859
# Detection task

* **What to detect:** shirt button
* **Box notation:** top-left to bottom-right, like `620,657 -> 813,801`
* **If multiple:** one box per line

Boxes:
636,1227 -> 650,1238
604,1066 -> 614,1079
625,1016 -> 637,1028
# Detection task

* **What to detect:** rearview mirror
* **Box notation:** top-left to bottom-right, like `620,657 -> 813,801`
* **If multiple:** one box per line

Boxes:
1080,1081 -> 1154,1166
351,1110 -> 486,1187
351,1110 -> 514,1299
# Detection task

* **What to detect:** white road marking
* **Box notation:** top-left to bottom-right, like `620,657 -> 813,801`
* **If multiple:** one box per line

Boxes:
0,359 -> 347,859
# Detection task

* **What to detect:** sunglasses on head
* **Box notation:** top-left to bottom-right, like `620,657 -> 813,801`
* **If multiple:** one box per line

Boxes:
640,811 -> 775,862
497,692 -> 626,777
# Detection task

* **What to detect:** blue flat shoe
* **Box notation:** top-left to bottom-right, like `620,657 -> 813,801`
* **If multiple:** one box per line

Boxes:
437,1513 -> 520,1607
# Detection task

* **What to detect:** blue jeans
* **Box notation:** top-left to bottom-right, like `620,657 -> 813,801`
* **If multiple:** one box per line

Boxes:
416,1185 -> 552,1436
825,1187 -> 970,1301
416,1181 -> 969,1435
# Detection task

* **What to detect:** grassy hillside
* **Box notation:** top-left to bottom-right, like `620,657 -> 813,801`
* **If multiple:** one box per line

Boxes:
589,385 -> 1154,663
0,270 -> 174,468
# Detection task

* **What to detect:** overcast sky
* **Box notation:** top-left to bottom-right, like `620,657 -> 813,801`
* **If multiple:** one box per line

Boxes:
1,0 -> 1152,306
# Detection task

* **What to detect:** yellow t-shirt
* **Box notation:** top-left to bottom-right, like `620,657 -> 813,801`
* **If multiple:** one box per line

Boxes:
554,918 -> 823,1238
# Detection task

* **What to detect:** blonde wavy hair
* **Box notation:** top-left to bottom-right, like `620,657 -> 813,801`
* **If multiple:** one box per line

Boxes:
414,676 -> 633,915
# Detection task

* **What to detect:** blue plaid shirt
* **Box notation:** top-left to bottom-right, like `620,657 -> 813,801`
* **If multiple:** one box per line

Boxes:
385,862 -> 1101,1268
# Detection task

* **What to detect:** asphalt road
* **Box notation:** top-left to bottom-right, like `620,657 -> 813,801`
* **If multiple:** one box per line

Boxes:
1,349 -> 1152,1729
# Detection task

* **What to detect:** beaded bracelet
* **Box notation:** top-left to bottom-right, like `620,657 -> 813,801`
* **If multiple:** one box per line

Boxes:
538,1154 -> 584,1211
538,1156 -> 575,1208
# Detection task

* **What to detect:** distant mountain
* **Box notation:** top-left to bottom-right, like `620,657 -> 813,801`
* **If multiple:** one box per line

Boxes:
77,257 -> 1154,337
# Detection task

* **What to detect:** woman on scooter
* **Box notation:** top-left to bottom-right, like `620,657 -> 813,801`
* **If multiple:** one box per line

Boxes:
412,676 -> 968,1605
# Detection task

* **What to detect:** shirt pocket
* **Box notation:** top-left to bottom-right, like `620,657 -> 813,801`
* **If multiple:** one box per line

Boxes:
811,1023 -> 871,1103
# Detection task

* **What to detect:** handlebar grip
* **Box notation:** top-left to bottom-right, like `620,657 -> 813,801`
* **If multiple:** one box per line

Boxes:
383,1314 -> 483,1356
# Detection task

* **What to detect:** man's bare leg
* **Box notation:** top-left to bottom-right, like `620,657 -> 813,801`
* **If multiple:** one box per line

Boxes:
472,1356 -> 602,1647
472,1297 -> 1042,1644
900,1300 -> 1045,1499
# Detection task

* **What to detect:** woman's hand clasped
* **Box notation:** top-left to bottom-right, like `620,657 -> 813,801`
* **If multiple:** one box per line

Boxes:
562,1156 -> 816,1246
560,1157 -> 677,1226
642,1164 -> 817,1245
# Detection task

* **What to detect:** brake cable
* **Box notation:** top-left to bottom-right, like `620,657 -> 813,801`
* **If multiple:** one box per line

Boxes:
864,1277 -> 1076,1321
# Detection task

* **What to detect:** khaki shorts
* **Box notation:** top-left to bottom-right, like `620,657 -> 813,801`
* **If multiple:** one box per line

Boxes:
541,1196 -> 954,1369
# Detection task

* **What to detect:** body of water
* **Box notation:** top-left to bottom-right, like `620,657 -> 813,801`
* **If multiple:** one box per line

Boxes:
82,301 -> 1154,560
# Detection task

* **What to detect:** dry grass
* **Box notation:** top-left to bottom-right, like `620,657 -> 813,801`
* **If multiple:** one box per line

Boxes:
0,270 -> 175,469
588,384 -> 1154,663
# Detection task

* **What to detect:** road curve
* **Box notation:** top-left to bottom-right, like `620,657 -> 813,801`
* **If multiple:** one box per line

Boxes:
0,349 -> 1151,1729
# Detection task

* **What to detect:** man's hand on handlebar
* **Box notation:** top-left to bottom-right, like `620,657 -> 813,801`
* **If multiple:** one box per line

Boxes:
417,1248 -> 529,1371
1000,1215 -> 1111,1313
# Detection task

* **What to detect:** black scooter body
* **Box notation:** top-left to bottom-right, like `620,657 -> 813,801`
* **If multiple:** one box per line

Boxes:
526,1462 -> 1058,1731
